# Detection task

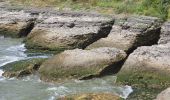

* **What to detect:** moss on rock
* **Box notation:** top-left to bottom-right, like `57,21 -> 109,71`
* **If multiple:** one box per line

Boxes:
2,58 -> 47,78
116,69 -> 170,100
39,47 -> 126,83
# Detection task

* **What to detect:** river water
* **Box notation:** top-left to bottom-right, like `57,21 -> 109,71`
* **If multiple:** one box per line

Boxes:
0,36 -> 133,100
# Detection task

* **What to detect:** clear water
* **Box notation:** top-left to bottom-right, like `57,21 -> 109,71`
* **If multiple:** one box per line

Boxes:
0,36 -> 133,100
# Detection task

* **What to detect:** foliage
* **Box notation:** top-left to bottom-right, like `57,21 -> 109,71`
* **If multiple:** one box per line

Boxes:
11,0 -> 170,20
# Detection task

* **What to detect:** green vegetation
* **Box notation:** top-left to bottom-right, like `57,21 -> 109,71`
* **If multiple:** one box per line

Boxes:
10,0 -> 170,20
117,70 -> 170,100
2,58 -> 46,72
1,58 -> 47,78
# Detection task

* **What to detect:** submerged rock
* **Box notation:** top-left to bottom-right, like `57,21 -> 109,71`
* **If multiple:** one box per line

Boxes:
58,93 -> 120,100
87,16 -> 162,53
25,13 -> 114,51
2,58 -> 46,78
156,87 -> 170,100
0,9 -> 35,37
158,21 -> 170,44
39,47 -> 126,82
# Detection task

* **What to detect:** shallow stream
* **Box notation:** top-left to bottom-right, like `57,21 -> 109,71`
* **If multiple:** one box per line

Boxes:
0,36 -> 133,100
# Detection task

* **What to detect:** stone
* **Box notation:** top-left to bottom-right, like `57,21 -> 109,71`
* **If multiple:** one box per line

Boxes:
0,8 -> 35,37
39,47 -> 126,82
58,93 -> 120,100
120,43 -> 170,73
117,43 -> 170,99
87,16 -> 162,53
158,21 -> 170,44
25,13 -> 114,51
2,58 -> 46,78
156,87 -> 170,100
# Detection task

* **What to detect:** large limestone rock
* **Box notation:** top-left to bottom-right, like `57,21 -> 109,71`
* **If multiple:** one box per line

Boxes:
58,93 -> 120,100
120,43 -> 170,73
25,13 -> 114,51
87,16 -> 162,53
158,21 -> 170,44
156,87 -> 170,100
0,8 -> 35,37
39,47 -> 126,82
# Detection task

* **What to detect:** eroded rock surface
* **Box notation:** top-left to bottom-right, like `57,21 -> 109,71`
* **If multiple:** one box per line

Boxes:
0,6 -> 35,37
159,21 -> 170,44
39,47 -> 126,82
25,13 -> 114,51
87,16 -> 162,53
120,43 -> 170,73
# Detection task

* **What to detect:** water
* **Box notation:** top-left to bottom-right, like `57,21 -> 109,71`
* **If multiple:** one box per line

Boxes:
0,36 -> 133,100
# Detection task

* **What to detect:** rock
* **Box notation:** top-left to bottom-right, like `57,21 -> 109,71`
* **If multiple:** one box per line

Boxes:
158,21 -> 170,44
117,66 -> 170,100
156,87 -> 170,100
2,58 -> 46,78
87,16 -> 162,53
39,47 -> 126,82
117,43 -> 170,99
25,13 -> 114,51
58,93 -> 120,100
0,6 -> 36,37
120,43 -> 170,74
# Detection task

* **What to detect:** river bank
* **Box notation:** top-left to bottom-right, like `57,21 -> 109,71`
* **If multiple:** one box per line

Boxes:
0,0 -> 170,100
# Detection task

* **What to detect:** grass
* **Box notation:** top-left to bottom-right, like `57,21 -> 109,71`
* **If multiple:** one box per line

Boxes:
10,0 -> 170,20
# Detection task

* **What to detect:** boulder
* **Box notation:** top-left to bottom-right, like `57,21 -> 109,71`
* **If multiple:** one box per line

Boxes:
156,87 -> 170,100
2,58 -> 46,78
158,21 -> 170,44
117,43 -> 170,99
25,13 -> 114,51
39,47 -> 126,82
0,8 -> 35,37
87,16 -> 162,53
120,43 -> 170,73
58,93 -> 120,100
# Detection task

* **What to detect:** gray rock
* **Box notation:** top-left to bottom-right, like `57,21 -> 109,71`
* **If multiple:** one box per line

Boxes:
25,13 -> 114,51
156,87 -> 170,100
158,21 -> 170,44
0,9 -> 35,37
87,16 -> 162,53
121,43 -> 170,73
39,47 -> 126,82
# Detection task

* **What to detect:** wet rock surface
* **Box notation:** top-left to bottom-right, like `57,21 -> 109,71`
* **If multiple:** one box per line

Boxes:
2,58 -> 46,78
39,47 -> 126,82
87,16 -> 162,53
58,93 -> 120,100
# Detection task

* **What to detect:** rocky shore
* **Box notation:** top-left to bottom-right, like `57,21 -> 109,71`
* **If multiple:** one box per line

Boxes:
0,1 -> 170,100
